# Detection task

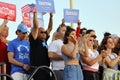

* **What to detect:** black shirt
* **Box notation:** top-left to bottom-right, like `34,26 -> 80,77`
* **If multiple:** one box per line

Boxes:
29,34 -> 50,67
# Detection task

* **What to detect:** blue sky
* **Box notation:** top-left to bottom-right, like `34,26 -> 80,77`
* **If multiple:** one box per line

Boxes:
0,0 -> 120,44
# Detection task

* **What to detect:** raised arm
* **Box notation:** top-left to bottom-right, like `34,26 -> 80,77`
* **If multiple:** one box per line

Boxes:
31,12 -> 39,40
0,19 -> 8,33
46,13 -> 53,35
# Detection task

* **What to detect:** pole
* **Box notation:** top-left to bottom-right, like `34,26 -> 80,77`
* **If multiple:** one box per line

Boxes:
70,0 -> 74,28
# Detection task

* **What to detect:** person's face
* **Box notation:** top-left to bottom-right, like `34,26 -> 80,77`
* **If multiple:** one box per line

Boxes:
68,31 -> 76,42
38,28 -> 47,40
87,37 -> 95,48
93,39 -> 99,49
1,27 -> 9,38
17,30 -> 27,40
106,38 -> 115,49
113,36 -> 119,45
82,30 -> 87,36
58,26 -> 66,38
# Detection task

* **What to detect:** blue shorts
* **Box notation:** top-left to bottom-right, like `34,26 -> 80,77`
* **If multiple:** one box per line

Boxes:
63,65 -> 83,80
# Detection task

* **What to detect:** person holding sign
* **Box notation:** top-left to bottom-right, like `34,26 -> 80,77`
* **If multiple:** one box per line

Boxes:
0,19 -> 11,75
29,11 -> 53,80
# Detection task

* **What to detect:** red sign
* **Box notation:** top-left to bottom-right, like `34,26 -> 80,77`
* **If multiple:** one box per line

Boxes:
22,12 -> 31,28
0,2 -> 16,21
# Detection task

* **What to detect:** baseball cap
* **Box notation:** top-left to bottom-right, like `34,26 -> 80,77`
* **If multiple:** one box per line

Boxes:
17,23 -> 28,33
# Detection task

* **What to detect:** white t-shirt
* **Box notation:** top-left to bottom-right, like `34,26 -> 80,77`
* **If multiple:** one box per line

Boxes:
48,39 -> 65,70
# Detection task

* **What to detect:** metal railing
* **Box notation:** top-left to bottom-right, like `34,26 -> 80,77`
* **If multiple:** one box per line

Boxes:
0,62 -> 6,80
0,63 -> 57,80
28,66 -> 57,80
0,62 -> 13,80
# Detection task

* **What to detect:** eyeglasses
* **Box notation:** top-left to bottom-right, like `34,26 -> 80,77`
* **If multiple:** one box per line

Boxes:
40,31 -> 46,34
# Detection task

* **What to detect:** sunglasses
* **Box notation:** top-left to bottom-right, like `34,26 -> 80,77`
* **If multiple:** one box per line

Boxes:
18,30 -> 27,34
89,39 -> 94,42
40,31 -> 46,34
22,32 -> 27,34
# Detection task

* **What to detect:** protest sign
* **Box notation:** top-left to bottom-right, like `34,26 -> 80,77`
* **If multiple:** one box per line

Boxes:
36,0 -> 55,13
64,9 -> 79,23
0,1 -> 16,21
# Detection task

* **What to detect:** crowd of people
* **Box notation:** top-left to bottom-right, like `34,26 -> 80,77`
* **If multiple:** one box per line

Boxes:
0,8 -> 120,80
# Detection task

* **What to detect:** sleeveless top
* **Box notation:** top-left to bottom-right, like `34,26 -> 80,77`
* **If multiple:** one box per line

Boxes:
104,53 -> 118,70
62,44 -> 80,63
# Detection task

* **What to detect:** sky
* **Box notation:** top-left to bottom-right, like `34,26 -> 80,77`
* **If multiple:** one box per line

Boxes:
0,0 -> 120,44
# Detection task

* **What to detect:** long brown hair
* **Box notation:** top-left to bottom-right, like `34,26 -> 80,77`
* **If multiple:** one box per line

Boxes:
98,36 -> 112,53
63,26 -> 75,44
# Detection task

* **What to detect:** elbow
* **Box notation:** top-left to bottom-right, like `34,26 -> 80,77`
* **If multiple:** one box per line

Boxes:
8,55 -> 13,64
71,54 -> 76,59
8,58 -> 12,64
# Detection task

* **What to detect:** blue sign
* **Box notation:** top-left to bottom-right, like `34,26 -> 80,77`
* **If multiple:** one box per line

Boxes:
36,0 -> 55,13
30,12 -> 44,28
64,9 -> 79,23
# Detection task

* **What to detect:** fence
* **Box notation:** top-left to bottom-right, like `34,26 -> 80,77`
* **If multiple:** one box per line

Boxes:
0,62 -> 6,80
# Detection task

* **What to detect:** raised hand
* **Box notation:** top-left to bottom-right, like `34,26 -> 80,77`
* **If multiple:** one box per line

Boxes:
4,19 -> 8,25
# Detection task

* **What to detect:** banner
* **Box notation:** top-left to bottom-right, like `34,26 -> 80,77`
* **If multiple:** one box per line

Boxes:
64,9 -> 79,23
36,0 -> 55,13
0,1 -> 16,21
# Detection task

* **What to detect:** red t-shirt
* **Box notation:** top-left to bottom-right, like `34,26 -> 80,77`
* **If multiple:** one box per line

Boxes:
0,39 -> 11,74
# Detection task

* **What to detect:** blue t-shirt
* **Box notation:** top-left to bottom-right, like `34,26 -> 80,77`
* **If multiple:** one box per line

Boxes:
7,39 -> 30,74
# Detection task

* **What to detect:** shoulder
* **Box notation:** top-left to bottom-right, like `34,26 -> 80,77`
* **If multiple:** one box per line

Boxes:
50,39 -> 63,45
8,39 -> 16,44
62,44 -> 68,49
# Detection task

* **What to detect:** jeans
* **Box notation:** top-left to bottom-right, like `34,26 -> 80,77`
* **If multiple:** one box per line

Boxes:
63,65 -> 83,80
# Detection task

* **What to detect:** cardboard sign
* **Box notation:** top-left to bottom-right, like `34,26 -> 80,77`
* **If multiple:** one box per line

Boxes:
36,0 -> 55,13
0,1 -> 16,21
22,12 -> 31,28
64,9 -> 79,23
